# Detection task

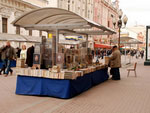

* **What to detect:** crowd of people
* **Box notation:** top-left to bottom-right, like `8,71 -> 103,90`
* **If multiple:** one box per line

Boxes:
92,47 -> 145,80
0,41 -> 34,77
120,49 -> 145,59
92,49 -> 112,59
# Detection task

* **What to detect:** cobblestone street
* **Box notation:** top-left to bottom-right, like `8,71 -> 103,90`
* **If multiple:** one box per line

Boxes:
0,57 -> 150,113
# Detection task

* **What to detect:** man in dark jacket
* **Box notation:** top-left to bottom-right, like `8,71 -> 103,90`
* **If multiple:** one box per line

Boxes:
26,46 -> 34,67
1,41 -> 17,77
0,46 -> 6,75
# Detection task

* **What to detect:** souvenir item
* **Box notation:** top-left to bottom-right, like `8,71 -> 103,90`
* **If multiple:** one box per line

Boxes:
33,54 -> 40,64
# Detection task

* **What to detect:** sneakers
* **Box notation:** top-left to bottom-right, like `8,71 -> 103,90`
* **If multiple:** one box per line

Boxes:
10,70 -> 13,75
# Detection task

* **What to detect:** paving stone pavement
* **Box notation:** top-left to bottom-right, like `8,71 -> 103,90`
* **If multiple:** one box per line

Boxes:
0,57 -> 150,113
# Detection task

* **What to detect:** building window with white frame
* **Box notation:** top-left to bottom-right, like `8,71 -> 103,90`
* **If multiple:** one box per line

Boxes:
16,26 -> 20,34
2,17 -> 8,33
29,30 -> 32,36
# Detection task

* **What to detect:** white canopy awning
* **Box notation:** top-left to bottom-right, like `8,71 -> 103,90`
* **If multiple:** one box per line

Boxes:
12,8 -> 116,35
111,36 -> 143,44
59,40 -> 86,45
0,33 -> 41,43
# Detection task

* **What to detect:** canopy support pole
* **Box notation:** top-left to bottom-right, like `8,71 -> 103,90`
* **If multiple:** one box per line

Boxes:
125,44 -> 127,65
129,44 -> 131,64
86,34 -> 88,48
56,29 -> 59,53
55,29 -> 59,65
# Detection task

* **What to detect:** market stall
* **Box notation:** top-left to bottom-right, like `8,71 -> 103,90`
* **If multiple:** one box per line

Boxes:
0,33 -> 41,68
16,68 -> 108,99
12,7 -> 116,98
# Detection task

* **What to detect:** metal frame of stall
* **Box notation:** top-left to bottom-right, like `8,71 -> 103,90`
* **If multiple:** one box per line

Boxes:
12,7 -> 116,66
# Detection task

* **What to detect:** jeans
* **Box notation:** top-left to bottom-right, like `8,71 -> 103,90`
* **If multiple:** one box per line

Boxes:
0,59 -> 6,74
5,59 -> 13,75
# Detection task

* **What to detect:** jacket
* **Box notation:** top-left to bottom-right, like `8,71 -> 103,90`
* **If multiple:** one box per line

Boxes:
0,46 -> 6,60
0,46 -> 17,60
26,46 -> 34,67
109,50 -> 121,68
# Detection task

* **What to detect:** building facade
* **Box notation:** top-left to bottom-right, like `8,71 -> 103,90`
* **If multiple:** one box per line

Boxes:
0,0 -> 36,34
0,0 -> 119,49
0,0 -> 49,48
127,25 -> 146,50
48,0 -> 118,49
93,0 -> 119,46
22,0 -> 49,7
48,0 -> 94,21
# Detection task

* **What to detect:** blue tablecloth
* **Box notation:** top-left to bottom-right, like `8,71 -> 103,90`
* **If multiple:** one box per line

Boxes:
16,68 -> 109,99
0,60 -> 16,68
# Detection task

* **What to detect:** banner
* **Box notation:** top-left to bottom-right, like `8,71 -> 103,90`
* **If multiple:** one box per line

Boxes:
48,33 -> 53,38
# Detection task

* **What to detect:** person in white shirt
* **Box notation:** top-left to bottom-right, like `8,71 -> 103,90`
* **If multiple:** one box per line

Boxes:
20,45 -> 27,60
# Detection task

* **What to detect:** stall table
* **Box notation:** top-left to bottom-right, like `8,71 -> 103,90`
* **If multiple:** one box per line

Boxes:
16,68 -> 109,99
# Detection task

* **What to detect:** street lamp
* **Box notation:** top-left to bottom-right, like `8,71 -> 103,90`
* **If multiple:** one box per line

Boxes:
113,9 -> 128,49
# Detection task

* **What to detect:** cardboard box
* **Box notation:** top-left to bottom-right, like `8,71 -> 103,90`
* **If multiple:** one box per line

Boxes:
52,66 -> 60,73
42,70 -> 47,77
104,56 -> 110,65
59,71 -> 65,79
53,72 -> 59,79
15,67 -> 21,75
37,70 -> 42,77
16,58 -> 25,68
75,71 -> 83,77
45,71 -> 50,78
64,71 -> 76,80
31,69 -> 37,77
24,68 -> 29,75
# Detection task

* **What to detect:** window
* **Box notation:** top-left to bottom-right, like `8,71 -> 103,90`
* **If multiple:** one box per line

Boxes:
29,30 -> 32,36
2,17 -> 7,33
16,26 -> 20,34
39,31 -> 42,36
108,21 -> 110,27
68,0 -> 70,11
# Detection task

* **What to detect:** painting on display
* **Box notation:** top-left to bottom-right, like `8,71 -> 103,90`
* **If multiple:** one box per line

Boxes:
33,54 -> 40,64
56,53 -> 64,64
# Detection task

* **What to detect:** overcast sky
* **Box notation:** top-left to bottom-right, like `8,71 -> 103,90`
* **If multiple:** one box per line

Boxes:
118,0 -> 150,26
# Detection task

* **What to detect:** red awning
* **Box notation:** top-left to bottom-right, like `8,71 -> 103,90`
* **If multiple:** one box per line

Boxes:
94,44 -> 112,49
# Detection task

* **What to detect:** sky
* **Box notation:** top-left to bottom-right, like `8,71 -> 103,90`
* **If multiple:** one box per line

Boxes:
118,0 -> 150,27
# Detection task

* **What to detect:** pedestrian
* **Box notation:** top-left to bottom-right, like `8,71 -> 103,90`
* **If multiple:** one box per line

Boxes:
140,50 -> 144,59
20,45 -> 27,60
26,45 -> 34,67
2,41 -> 17,77
0,46 -> 7,75
16,47 -> 21,58
136,50 -> 140,59
109,46 -> 121,80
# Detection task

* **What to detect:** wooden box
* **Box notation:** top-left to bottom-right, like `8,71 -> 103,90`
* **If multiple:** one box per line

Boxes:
104,56 -> 110,65
16,58 -> 25,68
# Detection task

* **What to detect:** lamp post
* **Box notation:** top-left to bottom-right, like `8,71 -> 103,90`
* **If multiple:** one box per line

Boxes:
113,9 -> 128,49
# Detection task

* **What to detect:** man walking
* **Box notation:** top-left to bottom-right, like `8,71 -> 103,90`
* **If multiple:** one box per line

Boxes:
1,41 -> 17,77
109,46 -> 121,80
0,46 -> 6,75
